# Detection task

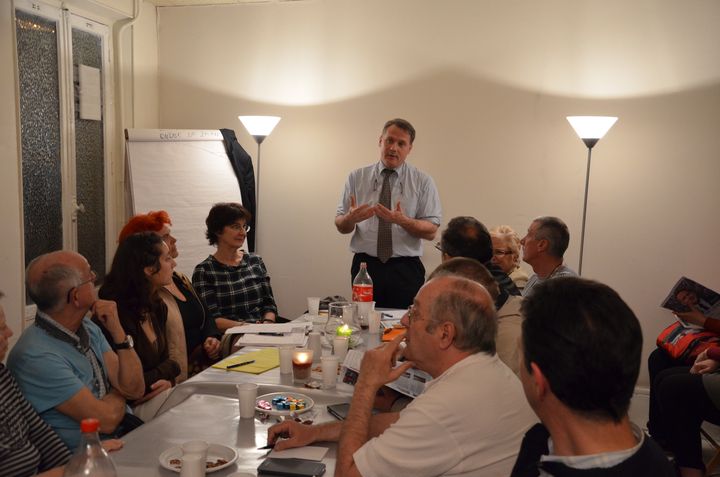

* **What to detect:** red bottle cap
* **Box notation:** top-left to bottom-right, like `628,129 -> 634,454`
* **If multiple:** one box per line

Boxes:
80,418 -> 100,433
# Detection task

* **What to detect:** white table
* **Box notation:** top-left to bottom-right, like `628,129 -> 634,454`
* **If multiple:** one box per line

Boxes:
111,324 -> 383,476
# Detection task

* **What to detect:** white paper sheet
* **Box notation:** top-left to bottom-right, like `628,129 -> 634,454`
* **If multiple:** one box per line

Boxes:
227,322 -> 312,335
234,332 -> 308,347
269,446 -> 328,461
78,64 -> 102,121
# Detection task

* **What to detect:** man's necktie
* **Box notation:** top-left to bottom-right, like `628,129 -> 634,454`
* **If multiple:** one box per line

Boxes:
377,169 -> 394,263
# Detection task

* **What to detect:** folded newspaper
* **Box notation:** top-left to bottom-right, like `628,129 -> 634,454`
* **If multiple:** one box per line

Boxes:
342,349 -> 431,398
661,276 -> 720,321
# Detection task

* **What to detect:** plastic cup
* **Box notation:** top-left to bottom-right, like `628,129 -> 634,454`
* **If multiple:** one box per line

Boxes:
180,452 -> 206,477
333,336 -> 348,363
307,332 -> 323,364
356,301 -> 375,329
278,345 -> 294,374
180,440 -> 208,462
307,297 -> 321,315
321,355 -> 339,389
368,310 -> 381,334
236,383 -> 258,419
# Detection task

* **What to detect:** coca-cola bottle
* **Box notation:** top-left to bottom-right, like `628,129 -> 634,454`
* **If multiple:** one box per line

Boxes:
63,418 -> 117,477
352,262 -> 373,302
353,263 -> 373,329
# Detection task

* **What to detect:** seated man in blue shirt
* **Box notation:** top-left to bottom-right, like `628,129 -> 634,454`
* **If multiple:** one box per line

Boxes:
8,251 -> 145,449
511,277 -> 675,476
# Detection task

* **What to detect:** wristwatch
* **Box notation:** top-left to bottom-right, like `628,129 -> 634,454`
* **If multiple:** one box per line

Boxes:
114,335 -> 134,350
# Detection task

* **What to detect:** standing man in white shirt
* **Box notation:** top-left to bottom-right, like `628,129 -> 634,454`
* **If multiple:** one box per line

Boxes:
335,119 -> 442,309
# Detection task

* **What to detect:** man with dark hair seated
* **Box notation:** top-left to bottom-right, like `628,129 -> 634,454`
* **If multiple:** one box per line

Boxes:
437,217 -> 523,375
511,277 -> 674,476
438,216 -> 520,303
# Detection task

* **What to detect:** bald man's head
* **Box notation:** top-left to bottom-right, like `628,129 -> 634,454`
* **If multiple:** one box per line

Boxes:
26,251 -> 87,314
422,275 -> 497,354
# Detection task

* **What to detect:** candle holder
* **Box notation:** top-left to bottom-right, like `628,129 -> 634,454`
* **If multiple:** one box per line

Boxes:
292,348 -> 314,383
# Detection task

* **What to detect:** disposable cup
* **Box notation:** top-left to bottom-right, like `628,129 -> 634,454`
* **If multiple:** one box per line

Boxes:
181,440 -> 208,461
356,301 -> 375,329
180,452 -> 206,477
368,310 -> 381,334
236,383 -> 258,419
307,332 -> 323,364
333,336 -> 348,363
321,356 -> 339,389
278,345 -> 294,374
307,297 -> 321,315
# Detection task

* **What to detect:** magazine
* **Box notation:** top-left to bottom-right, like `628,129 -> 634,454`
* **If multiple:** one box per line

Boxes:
661,276 -> 720,321
341,349 -> 431,398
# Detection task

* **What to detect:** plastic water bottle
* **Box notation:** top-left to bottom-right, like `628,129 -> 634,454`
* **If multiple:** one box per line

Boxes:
352,262 -> 373,302
63,418 -> 117,477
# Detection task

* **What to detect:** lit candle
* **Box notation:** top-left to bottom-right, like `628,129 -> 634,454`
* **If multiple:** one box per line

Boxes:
336,324 -> 352,337
292,348 -> 314,383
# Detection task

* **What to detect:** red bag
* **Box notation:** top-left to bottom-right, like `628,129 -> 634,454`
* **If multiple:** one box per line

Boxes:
656,321 -> 720,364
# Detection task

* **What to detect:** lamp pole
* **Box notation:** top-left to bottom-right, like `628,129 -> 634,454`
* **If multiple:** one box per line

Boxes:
578,139 -> 597,276
238,116 -> 281,254
567,116 -> 617,276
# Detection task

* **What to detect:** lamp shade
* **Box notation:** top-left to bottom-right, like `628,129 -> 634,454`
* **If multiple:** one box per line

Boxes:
238,115 -> 281,139
566,116 -> 617,140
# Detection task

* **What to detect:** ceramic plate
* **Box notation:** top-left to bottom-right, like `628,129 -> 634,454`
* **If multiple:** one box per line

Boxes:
255,392 -> 315,416
159,443 -> 238,473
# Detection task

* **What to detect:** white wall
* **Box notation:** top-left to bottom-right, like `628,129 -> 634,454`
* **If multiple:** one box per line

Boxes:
154,0 -> 717,387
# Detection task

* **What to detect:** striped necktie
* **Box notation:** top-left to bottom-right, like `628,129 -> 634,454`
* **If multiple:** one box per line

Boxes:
377,168 -> 395,263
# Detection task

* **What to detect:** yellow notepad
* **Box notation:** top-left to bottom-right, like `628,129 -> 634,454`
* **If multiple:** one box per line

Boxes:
212,348 -> 279,374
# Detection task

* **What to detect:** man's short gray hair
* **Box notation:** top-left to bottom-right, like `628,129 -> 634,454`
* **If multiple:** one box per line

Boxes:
427,278 -> 497,354
533,216 -> 570,258
26,257 -> 81,313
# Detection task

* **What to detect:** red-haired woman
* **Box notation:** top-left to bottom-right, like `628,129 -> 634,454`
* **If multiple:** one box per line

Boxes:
119,211 -> 221,378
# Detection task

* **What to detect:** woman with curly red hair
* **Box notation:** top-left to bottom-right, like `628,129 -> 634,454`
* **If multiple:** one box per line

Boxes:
119,211 -> 221,378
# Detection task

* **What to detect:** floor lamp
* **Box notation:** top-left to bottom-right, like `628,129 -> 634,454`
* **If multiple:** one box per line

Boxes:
238,115 -> 281,254
566,116 -> 618,276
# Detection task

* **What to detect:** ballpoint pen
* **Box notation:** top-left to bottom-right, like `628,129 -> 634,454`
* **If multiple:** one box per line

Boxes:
227,360 -> 255,369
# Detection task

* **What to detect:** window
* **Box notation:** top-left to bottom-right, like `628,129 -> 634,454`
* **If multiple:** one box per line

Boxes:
14,0 -> 112,308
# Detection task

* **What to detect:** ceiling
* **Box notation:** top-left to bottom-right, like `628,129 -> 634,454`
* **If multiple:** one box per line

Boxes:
149,0 -> 307,5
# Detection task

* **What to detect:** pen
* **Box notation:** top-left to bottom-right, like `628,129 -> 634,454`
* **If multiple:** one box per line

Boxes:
381,313 -> 393,318
258,332 -> 284,336
227,360 -> 255,369
258,432 -> 289,450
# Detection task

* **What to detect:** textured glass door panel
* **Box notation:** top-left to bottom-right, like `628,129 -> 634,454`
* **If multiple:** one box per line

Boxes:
72,27 -> 106,278
16,10 -> 63,271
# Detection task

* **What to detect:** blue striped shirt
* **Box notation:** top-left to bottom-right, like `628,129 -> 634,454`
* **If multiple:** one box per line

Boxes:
336,162 -> 442,257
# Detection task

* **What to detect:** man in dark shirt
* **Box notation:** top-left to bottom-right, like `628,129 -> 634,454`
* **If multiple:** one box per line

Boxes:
511,277 -> 675,476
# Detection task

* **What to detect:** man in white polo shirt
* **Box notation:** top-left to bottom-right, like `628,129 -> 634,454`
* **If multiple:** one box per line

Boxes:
267,275 -> 535,477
